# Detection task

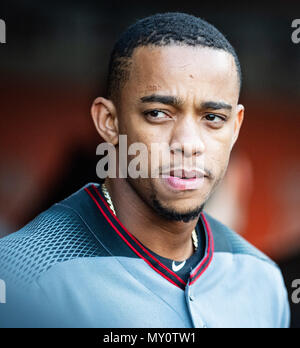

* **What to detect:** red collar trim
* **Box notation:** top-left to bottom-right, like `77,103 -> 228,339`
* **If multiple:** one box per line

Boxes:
85,184 -> 214,290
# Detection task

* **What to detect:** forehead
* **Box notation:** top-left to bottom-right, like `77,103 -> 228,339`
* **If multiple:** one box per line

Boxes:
126,45 -> 239,103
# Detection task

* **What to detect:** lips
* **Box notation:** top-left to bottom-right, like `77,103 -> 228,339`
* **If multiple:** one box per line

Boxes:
161,168 -> 206,191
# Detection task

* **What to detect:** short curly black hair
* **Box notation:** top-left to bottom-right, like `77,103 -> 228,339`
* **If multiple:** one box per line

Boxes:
106,12 -> 242,101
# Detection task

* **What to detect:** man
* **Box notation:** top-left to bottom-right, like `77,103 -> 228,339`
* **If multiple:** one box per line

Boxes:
0,12 -> 290,328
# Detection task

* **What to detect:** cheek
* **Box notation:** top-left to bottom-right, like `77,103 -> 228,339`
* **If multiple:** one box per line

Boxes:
203,130 -> 233,171
122,118 -> 167,157
124,128 -> 163,177
119,108 -> 161,142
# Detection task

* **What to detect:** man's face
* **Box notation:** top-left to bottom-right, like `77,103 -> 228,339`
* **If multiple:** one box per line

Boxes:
115,45 -> 244,220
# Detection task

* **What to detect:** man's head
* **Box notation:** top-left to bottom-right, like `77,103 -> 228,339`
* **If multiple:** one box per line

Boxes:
92,12 -> 244,223
106,12 -> 242,103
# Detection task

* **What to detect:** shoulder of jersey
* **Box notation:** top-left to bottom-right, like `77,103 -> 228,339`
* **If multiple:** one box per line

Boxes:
203,212 -> 278,268
0,183 -> 106,287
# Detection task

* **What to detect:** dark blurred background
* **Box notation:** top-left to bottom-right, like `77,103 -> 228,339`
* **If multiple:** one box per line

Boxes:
0,0 -> 299,327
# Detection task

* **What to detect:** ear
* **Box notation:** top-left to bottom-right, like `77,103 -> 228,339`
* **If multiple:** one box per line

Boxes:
231,104 -> 245,149
91,97 -> 119,145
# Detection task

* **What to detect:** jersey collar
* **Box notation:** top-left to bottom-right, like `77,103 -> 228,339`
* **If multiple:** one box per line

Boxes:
85,183 -> 214,290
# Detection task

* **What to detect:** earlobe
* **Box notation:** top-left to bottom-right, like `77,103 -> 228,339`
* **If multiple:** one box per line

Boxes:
91,97 -> 119,145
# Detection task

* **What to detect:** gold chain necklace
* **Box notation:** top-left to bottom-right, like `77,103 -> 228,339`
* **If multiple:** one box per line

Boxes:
101,182 -> 198,251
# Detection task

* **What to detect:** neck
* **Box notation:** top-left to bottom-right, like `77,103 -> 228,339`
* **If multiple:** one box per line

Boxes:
104,177 -> 199,261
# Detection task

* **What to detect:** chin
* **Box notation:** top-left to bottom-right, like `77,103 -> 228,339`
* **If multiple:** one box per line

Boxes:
151,195 -> 204,223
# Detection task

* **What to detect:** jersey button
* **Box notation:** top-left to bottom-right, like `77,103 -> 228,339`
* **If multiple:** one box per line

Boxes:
189,295 -> 194,301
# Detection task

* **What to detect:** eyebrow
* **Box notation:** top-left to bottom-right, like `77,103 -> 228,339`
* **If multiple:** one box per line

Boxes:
140,94 -> 183,108
201,101 -> 232,110
140,94 -> 232,111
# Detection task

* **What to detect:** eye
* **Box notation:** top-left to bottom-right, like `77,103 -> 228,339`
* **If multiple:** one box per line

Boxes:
143,109 -> 168,119
205,114 -> 224,122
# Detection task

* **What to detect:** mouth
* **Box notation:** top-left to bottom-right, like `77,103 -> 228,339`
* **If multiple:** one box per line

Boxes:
161,168 -> 207,191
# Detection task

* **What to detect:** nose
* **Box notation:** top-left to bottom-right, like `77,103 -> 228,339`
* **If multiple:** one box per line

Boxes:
170,116 -> 205,159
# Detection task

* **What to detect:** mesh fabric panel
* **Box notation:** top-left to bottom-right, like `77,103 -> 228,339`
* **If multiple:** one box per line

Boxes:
0,205 -> 105,286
